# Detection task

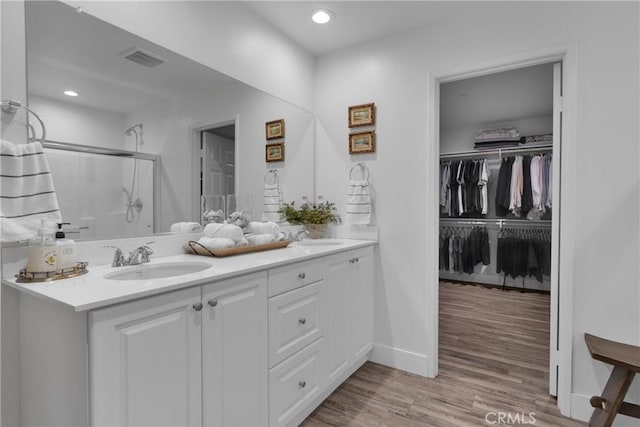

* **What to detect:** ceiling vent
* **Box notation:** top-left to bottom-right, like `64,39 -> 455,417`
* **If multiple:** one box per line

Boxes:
119,47 -> 166,68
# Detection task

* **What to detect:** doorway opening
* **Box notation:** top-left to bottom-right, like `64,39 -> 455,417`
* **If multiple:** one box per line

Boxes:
199,122 -> 236,224
435,59 -> 564,407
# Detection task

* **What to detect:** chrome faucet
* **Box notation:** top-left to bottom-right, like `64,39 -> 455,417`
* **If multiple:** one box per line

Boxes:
294,230 -> 310,241
105,242 -> 154,267
127,245 -> 154,265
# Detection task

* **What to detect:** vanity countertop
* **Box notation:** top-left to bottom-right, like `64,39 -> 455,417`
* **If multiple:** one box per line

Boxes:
2,239 -> 376,312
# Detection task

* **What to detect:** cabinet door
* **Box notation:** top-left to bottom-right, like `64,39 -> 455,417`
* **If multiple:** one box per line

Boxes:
324,253 -> 352,388
90,287 -> 202,427
202,273 -> 268,427
350,247 -> 374,362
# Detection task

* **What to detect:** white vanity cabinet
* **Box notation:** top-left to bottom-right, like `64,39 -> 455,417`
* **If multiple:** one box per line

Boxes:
90,287 -> 203,427
324,247 -> 374,392
202,275 -> 268,427
90,272 -> 268,427
9,241 -> 375,427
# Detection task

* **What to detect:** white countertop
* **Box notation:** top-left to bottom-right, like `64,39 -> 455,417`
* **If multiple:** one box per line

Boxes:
2,239 -> 376,312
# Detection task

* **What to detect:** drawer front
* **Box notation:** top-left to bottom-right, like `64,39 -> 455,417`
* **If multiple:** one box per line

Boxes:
267,259 -> 324,297
269,338 -> 325,427
269,281 -> 325,368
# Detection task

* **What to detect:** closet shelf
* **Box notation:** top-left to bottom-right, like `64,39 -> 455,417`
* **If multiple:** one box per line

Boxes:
440,144 -> 553,160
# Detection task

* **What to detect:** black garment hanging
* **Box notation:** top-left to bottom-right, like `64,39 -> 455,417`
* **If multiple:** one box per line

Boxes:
496,228 -> 551,283
495,157 -> 514,217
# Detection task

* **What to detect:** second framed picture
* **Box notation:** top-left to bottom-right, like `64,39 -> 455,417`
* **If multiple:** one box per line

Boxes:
348,103 -> 375,128
349,131 -> 375,154
265,143 -> 285,162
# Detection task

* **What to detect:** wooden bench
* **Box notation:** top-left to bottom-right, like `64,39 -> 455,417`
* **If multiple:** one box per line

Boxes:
585,333 -> 640,427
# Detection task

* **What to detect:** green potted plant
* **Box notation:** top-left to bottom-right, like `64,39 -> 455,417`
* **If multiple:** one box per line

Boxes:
280,199 -> 338,238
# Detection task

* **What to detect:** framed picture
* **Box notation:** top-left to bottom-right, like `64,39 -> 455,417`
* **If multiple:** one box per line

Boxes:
348,103 -> 375,128
265,143 -> 284,162
349,131 -> 375,154
265,119 -> 285,140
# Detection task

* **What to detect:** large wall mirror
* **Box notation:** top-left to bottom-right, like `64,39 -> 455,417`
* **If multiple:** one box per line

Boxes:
26,0 -> 314,241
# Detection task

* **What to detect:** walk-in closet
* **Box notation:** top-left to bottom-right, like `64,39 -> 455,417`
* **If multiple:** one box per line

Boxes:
438,62 -> 562,396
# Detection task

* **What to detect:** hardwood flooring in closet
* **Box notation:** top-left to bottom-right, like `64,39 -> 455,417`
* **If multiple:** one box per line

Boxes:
301,280 -> 585,427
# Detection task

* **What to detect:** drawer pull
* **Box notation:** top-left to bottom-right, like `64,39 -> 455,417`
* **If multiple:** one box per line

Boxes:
298,318 -> 306,325
208,298 -> 218,307
298,272 -> 306,280
299,380 -> 306,389
192,302 -> 203,311
354,257 -> 359,263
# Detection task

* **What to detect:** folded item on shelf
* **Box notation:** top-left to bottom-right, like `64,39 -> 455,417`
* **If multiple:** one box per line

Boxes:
475,127 -> 520,141
197,236 -> 236,250
170,222 -> 203,233
203,223 -> 244,242
521,134 -> 553,145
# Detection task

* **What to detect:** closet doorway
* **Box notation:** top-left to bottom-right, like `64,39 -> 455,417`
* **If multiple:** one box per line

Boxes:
196,121 -> 237,223
436,58 -> 564,404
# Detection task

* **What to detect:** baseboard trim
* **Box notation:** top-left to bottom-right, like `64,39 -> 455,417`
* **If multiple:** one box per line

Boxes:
370,343 -> 429,377
571,393 -> 639,426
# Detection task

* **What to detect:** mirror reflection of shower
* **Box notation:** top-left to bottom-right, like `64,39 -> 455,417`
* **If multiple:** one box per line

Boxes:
123,123 -> 144,223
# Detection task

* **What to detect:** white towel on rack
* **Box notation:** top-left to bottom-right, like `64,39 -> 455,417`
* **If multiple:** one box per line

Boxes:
344,180 -> 371,225
261,183 -> 283,222
1,140 -> 61,242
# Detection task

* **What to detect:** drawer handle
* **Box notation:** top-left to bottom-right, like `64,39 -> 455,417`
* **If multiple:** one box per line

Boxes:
193,302 -> 203,311
208,298 -> 218,307
299,380 -> 306,389
298,272 -> 306,280
298,318 -> 306,325
354,257 -> 359,263
349,258 -> 355,264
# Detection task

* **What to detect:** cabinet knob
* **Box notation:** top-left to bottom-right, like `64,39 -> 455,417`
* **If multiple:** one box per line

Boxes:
349,258 -> 355,264
299,380 -> 306,389
354,257 -> 359,263
193,302 -> 203,311
298,272 -> 306,280
298,318 -> 306,325
208,298 -> 218,307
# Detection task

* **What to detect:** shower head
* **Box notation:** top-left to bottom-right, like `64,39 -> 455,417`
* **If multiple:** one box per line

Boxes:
124,123 -> 143,136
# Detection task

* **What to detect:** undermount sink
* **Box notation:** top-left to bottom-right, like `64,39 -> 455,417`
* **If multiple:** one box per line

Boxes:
104,262 -> 212,281
293,239 -> 344,247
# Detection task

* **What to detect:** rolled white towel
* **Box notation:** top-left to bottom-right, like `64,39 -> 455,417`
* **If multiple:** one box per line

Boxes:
246,234 -> 275,246
197,236 -> 236,250
203,223 -> 244,242
236,238 -> 249,247
170,222 -> 203,233
246,221 -> 280,239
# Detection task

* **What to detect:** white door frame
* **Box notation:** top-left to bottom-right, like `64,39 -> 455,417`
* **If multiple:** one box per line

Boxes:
190,116 -> 240,223
425,43 -> 578,417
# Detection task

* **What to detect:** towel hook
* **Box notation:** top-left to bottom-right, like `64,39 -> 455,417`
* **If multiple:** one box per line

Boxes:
349,162 -> 370,181
1,100 -> 47,144
264,169 -> 279,185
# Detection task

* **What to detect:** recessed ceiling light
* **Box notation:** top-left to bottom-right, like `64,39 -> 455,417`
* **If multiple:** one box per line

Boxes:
312,9 -> 332,24
63,90 -> 79,97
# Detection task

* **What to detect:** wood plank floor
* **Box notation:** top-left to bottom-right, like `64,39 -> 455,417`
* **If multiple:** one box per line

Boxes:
301,280 -> 586,426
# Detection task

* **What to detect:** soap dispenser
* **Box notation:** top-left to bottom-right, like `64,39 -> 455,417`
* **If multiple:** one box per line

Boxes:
55,222 -> 76,270
26,219 -> 58,273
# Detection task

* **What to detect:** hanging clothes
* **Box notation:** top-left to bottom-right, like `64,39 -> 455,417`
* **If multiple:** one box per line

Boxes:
440,159 -> 490,218
496,228 -> 551,283
439,226 -> 490,274
495,153 -> 553,219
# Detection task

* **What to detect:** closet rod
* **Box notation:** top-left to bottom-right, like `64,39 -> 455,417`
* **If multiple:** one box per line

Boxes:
439,218 -> 552,228
440,144 -> 553,160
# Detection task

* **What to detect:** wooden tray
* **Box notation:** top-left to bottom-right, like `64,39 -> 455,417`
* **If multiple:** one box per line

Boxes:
186,240 -> 293,257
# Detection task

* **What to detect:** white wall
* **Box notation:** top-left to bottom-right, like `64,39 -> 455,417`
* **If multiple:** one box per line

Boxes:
29,94 -> 126,149
62,0 -> 316,111
314,1 -> 639,422
126,80 -> 314,232
0,1 -> 28,424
